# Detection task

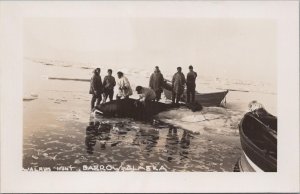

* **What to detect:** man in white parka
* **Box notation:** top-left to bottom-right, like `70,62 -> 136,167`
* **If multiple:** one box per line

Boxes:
116,71 -> 133,100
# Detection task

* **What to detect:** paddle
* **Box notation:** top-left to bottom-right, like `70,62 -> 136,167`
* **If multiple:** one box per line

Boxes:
48,77 -> 90,82
216,88 -> 249,92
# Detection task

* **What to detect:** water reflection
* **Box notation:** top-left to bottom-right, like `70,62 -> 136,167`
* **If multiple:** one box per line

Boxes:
132,128 -> 159,152
85,121 -> 112,154
165,127 -> 179,162
23,115 -> 241,172
164,127 -> 192,162
180,130 -> 191,149
85,117 -> 192,161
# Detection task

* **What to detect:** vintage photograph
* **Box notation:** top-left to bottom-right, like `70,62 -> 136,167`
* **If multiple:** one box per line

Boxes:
22,17 -> 277,172
2,1 -> 300,193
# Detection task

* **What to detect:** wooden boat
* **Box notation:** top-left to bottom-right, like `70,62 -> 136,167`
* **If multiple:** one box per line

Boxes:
162,80 -> 228,106
237,109 -> 277,172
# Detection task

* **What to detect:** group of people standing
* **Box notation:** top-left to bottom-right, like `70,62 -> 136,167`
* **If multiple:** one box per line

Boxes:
172,66 -> 198,104
89,65 -> 197,110
89,68 -> 132,110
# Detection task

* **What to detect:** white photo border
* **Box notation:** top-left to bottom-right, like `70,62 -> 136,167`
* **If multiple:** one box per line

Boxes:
0,1 -> 299,193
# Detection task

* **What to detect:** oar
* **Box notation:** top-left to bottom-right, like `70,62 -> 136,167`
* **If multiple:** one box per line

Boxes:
216,88 -> 249,92
48,77 -> 90,82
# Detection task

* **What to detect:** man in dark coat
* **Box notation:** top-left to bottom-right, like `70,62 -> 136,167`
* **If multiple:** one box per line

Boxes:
186,65 -> 197,103
172,67 -> 186,104
89,68 -> 103,110
102,69 -> 116,103
149,66 -> 164,102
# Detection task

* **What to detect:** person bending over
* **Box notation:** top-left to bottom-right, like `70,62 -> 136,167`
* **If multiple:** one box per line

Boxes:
136,86 -> 156,104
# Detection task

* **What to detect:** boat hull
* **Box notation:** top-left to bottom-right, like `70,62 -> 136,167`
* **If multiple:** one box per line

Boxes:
235,151 -> 264,172
238,111 -> 277,172
163,88 -> 228,107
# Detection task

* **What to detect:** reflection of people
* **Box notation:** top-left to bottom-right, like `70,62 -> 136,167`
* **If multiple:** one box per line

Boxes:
89,68 -> 103,110
165,127 -> 179,162
85,121 -> 112,154
186,65 -> 197,103
172,67 -> 186,104
149,66 -> 164,102
102,69 -> 116,103
132,128 -> 159,153
180,130 -> 191,149
116,71 -> 133,100
164,127 -> 191,162
85,121 -> 99,154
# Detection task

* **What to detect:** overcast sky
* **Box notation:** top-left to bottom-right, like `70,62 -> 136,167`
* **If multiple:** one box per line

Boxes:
24,17 -> 276,82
